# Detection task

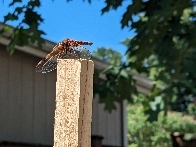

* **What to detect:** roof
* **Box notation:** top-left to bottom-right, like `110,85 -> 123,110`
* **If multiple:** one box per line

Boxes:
0,22 -> 153,94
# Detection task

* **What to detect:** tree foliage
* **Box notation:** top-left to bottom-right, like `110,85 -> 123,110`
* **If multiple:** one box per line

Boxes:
1,0 -> 45,54
93,47 -> 137,111
1,0 -> 196,116
92,47 -> 122,66
127,103 -> 196,147
100,0 -> 196,117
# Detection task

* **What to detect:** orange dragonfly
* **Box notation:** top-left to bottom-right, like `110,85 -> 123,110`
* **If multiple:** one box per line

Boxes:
35,38 -> 93,73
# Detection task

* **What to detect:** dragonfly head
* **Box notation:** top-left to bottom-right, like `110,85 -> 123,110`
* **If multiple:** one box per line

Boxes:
57,42 -> 64,50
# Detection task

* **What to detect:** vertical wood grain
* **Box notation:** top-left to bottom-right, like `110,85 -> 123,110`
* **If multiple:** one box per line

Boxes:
78,60 -> 94,147
54,59 -> 94,147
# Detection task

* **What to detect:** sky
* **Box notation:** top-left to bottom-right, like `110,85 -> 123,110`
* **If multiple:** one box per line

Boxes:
0,0 -> 135,56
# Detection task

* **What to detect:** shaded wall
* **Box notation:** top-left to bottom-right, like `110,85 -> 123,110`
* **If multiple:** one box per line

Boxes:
0,46 -> 123,146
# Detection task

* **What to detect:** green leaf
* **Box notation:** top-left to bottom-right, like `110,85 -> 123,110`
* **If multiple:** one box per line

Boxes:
28,0 -> 41,8
102,65 -> 113,73
9,0 -> 22,7
23,8 -> 43,26
101,0 -> 123,14
121,38 -> 131,46
0,26 -> 11,37
120,69 -> 128,78
15,7 -> 24,14
4,13 -> 18,22
7,38 -> 16,55
99,92 -> 117,112
27,23 -> 45,47
121,0 -> 142,28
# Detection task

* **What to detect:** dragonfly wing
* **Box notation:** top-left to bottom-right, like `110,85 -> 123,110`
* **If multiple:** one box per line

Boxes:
35,45 -> 60,73
74,45 -> 91,59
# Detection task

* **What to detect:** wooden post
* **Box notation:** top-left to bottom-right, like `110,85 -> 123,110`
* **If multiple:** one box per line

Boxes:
54,59 -> 94,147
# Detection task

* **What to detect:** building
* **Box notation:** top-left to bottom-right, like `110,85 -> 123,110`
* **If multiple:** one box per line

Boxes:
0,23 -> 152,147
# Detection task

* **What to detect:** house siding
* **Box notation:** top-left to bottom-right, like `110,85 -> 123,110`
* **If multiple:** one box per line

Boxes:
0,46 -> 123,146
92,96 -> 121,146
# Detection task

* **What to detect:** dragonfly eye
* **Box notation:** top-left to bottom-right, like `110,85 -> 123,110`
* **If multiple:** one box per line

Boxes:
57,43 -> 63,50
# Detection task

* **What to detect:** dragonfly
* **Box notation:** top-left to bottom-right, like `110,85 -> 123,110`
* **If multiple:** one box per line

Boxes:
35,38 -> 93,74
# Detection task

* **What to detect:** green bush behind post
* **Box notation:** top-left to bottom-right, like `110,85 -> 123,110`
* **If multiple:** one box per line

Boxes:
127,104 -> 196,147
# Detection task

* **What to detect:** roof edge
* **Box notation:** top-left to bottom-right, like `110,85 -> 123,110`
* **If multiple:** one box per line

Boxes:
0,22 -> 154,94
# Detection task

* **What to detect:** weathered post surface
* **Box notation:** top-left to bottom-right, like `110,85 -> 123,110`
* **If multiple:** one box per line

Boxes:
54,59 -> 94,147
